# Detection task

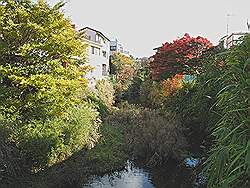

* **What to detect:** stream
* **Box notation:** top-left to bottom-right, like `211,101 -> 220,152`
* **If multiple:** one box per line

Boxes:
82,159 -> 206,188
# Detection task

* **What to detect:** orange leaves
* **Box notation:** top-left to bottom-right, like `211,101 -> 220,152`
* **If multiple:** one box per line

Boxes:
162,74 -> 183,96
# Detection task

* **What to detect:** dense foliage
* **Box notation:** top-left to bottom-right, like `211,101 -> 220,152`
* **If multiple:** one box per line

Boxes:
86,79 -> 115,117
110,52 -> 136,94
95,79 -> 115,109
0,0 -> 100,172
154,35 -> 250,187
122,58 -> 150,104
0,2 -> 249,187
162,74 -> 183,96
126,34 -> 249,187
107,104 -> 187,166
150,33 -> 212,80
205,35 -> 250,187
0,0 -> 88,120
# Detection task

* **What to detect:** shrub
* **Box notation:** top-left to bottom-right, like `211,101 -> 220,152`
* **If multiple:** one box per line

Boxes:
139,79 -> 165,108
9,103 -> 101,172
84,79 -> 115,117
95,79 -> 115,110
85,123 -> 128,173
162,46 -> 226,155
0,116 -> 26,182
106,104 -> 187,166
122,60 -> 150,104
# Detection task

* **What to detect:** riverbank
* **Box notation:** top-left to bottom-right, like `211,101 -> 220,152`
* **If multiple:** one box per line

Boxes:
3,124 -> 129,188
2,107 -> 207,188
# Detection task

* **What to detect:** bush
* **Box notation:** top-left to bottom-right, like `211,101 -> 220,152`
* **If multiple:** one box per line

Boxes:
85,123 -> 128,173
121,59 -> 150,104
95,79 -> 115,110
84,79 -> 115,117
161,46 -> 226,156
106,104 -> 187,166
7,103 -> 101,172
0,116 -> 26,182
139,79 -> 165,108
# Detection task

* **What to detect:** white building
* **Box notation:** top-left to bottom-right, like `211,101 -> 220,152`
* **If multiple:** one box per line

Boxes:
110,39 -> 130,56
80,27 -> 110,86
219,32 -> 249,49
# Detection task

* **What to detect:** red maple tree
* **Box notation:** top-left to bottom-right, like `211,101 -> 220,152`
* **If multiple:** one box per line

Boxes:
150,33 -> 213,80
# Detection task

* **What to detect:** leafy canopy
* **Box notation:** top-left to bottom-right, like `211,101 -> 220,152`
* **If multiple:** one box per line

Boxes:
0,0 -> 88,121
110,52 -> 136,93
150,33 -> 212,80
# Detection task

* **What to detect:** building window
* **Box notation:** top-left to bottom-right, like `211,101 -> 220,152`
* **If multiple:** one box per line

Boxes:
95,34 -> 100,43
110,46 -> 117,51
102,64 -> 107,76
96,48 -> 100,55
102,51 -> 107,57
91,46 -> 101,55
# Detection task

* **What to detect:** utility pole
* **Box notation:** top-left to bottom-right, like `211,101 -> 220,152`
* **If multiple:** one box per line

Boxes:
247,19 -> 250,32
226,14 -> 231,35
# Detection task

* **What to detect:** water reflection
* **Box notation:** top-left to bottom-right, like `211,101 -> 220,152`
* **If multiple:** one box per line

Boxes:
83,161 -> 154,188
83,161 -> 194,188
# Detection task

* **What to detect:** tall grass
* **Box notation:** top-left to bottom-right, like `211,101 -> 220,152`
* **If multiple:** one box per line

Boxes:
106,103 -> 187,166
204,35 -> 250,187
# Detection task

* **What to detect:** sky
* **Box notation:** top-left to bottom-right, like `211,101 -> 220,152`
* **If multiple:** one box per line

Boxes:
47,0 -> 250,58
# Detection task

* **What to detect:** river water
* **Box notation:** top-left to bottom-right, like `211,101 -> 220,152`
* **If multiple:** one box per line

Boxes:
82,160 -> 205,188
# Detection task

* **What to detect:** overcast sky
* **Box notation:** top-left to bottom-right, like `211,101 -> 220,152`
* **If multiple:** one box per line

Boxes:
48,0 -> 250,58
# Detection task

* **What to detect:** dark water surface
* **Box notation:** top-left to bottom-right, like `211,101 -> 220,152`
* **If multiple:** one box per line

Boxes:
82,160 -> 200,188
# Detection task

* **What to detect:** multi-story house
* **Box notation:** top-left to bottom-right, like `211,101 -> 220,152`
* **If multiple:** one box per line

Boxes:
219,32 -> 249,49
110,39 -> 130,56
80,27 -> 110,86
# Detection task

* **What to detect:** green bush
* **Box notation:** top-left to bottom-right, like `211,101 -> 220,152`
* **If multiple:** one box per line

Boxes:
164,73 -> 222,154
139,79 -> 165,108
0,115 -> 25,182
85,79 -> 115,117
95,79 -> 115,111
85,123 -> 128,173
122,60 -> 150,104
8,103 -> 100,171
107,103 -> 187,166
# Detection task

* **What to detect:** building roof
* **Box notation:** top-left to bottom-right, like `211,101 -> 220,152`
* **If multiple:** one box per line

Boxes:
79,27 -> 110,41
153,46 -> 162,51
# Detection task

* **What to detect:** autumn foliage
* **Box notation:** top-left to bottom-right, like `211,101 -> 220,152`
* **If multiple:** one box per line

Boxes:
162,74 -> 183,96
150,34 -> 212,80
110,52 -> 136,93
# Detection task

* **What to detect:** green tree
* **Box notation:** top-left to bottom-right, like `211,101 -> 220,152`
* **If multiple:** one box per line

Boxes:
110,52 -> 136,96
0,0 -> 88,121
0,0 -> 100,171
